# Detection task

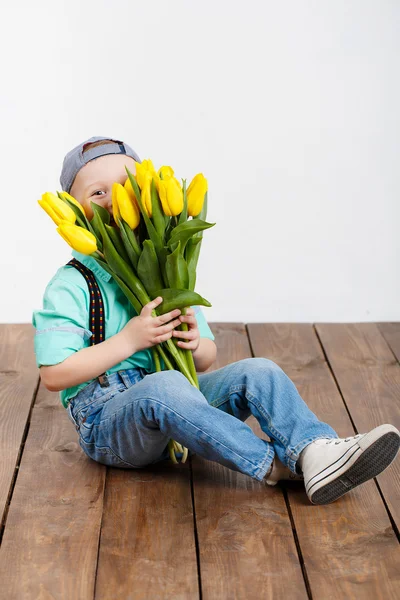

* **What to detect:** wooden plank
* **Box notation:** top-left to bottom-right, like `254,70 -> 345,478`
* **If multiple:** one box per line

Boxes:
378,322 -> 400,363
192,323 -> 308,600
248,323 -> 400,599
0,324 -> 38,530
0,382 -> 106,599
315,323 -> 400,531
95,463 -> 199,599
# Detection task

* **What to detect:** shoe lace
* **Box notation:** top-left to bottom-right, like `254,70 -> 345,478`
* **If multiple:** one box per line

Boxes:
325,434 -> 362,445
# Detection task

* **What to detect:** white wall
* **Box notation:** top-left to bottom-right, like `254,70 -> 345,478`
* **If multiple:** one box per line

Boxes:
1,0 -> 399,323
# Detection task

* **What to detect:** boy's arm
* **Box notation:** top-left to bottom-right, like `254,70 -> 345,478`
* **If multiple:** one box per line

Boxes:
192,338 -> 217,372
40,331 -> 133,392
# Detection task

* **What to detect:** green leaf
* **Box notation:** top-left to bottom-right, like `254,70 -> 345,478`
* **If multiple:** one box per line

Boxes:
92,203 -> 150,306
166,240 -> 189,289
91,202 -> 110,225
178,179 -> 188,225
167,219 -> 215,253
90,201 -> 111,251
125,167 -> 167,282
151,288 -> 212,315
104,223 -> 131,265
92,255 -> 142,315
164,216 -> 175,244
117,218 -> 140,270
137,239 -> 164,298
195,189 -> 208,223
151,178 -> 166,239
125,167 -> 161,245
185,237 -> 202,291
185,191 -> 209,288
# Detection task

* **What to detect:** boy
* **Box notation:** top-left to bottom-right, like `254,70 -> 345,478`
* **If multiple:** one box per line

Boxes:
32,136 -> 400,505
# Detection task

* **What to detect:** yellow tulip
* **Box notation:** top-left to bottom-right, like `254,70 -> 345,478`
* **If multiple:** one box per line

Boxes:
186,173 -> 208,217
141,175 -> 153,218
158,177 -> 184,216
135,159 -> 157,189
112,182 -> 140,230
158,165 -> 174,180
112,184 -> 121,223
38,192 -> 76,225
59,191 -> 86,216
124,177 -> 139,208
56,221 -> 97,255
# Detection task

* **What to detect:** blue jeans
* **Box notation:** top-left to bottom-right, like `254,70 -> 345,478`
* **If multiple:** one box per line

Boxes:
66,357 -> 338,480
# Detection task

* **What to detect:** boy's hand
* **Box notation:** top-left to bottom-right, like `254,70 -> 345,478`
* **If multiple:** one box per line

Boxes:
171,308 -> 200,351
119,297 -> 182,355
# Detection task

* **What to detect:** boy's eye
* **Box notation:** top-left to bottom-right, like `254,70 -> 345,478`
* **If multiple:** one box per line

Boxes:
92,190 -> 105,196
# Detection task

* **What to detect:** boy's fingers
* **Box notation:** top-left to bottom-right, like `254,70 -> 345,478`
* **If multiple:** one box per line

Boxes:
179,314 -> 196,324
141,296 -> 163,317
172,330 -> 195,339
156,308 -> 181,324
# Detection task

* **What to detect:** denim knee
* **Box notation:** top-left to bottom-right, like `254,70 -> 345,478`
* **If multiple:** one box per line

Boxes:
145,369 -> 190,388
237,357 -> 282,375
140,369 -> 200,407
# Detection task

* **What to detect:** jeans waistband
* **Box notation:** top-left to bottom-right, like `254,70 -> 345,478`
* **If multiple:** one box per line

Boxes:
67,366 -> 148,408
117,367 -> 147,388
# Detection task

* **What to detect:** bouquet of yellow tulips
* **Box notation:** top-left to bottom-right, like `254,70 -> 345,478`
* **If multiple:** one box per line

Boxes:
38,160 -> 215,464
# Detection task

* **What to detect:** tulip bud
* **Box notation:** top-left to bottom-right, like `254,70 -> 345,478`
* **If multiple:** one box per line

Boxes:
38,192 -> 77,225
124,177 -> 140,209
135,159 -> 157,189
112,182 -> 140,230
59,191 -> 86,216
158,177 -> 184,216
56,221 -> 97,255
141,175 -> 153,218
186,173 -> 207,217
158,166 -> 174,180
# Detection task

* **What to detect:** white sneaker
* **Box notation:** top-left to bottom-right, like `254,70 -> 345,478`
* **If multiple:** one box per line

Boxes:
299,424 -> 400,505
265,457 -> 304,486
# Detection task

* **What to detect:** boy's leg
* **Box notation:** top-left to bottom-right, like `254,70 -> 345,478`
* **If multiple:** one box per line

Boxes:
198,358 -> 400,503
198,357 -> 337,473
74,369 -> 276,481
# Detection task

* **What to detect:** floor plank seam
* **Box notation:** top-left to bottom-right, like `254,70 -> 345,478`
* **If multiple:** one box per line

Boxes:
312,324 -> 359,435
282,487 -> 313,600
246,323 -> 313,599
93,468 -> 108,599
0,375 -> 41,546
377,323 -> 400,367
313,323 -> 400,543
373,478 -> 400,543
189,456 -> 203,600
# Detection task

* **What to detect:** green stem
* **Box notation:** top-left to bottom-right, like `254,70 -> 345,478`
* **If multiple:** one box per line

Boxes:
152,347 -> 161,372
178,308 -> 199,388
152,345 -> 185,464
149,308 -> 195,385
156,343 -> 175,370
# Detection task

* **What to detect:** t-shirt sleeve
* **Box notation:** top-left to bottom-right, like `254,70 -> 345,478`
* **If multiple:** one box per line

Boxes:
192,305 -> 215,341
32,277 -> 92,368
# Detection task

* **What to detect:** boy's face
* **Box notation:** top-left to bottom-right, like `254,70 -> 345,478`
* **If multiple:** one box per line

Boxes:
69,154 -> 137,223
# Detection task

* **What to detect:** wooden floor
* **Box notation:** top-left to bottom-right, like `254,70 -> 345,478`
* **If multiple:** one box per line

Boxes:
0,322 -> 399,599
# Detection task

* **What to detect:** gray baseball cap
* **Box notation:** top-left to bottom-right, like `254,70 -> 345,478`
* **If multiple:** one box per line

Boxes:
60,136 -> 141,193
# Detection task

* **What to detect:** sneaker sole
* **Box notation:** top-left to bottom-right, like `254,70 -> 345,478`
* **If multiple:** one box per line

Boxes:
310,431 -> 400,505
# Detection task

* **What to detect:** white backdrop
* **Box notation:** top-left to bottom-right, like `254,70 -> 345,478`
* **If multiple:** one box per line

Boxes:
1,0 -> 399,323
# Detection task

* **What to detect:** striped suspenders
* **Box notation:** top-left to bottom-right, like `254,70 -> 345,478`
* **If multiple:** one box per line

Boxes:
66,258 -> 110,387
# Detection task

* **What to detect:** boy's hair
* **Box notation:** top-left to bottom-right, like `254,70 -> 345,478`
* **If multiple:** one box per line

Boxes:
60,136 -> 141,193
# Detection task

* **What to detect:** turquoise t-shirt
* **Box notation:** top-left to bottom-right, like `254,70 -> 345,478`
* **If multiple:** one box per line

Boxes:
32,249 -> 215,408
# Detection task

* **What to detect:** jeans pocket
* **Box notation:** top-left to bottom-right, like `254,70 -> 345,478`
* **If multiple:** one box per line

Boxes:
73,384 -> 126,442
78,397 -> 107,442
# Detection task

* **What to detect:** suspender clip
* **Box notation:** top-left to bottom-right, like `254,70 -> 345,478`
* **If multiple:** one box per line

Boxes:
98,374 -> 110,387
